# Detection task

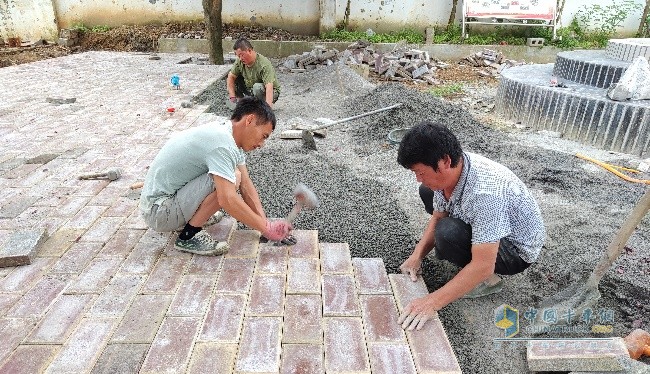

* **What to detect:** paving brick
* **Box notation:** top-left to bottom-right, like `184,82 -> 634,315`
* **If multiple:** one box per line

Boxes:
66,257 -> 123,293
0,228 -> 48,267
527,338 -> 629,372
353,257 -> 391,294
283,294 -> 322,344
215,258 -> 255,293
98,228 -> 145,258
6,274 -> 69,318
368,343 -> 417,374
225,229 -> 259,258
187,342 -> 237,374
388,274 -> 432,313
90,273 -> 145,316
235,317 -> 282,373
140,316 -> 201,374
247,274 -> 285,316
320,242 -> 353,274
256,245 -> 288,274
46,318 -> 116,374
286,258 -> 320,294
359,294 -> 405,343
0,293 -> 20,314
50,241 -> 103,274
111,294 -> 172,343
187,253 -> 223,274
122,208 -> 149,230
142,256 -> 189,293
199,293 -> 247,342
0,318 -> 33,364
26,293 -> 93,343
79,216 -> 125,243
168,275 -> 215,316
280,344 -> 324,374
203,216 -> 237,242
323,317 -> 370,373
0,257 -> 53,293
0,196 -> 39,218
103,196 -> 138,217
120,241 -> 164,274
62,205 -> 108,230
91,343 -> 149,374
322,274 -> 360,317
287,230 -> 319,258
0,344 -> 59,374
54,196 -> 91,217
407,319 -> 461,373
38,228 -> 84,257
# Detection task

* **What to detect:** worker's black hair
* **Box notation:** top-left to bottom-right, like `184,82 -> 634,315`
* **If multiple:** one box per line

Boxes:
231,96 -> 276,130
397,121 -> 462,171
233,38 -> 254,51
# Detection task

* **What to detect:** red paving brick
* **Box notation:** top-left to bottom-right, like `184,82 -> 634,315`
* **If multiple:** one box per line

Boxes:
168,275 -> 215,316
283,294 -> 323,344
203,216 -> 237,242
257,245 -> 288,274
79,216 -> 125,243
199,293 -> 247,342
187,254 -> 223,274
25,294 -> 93,343
407,320 -> 462,373
0,256 -> 54,293
280,344 -> 324,374
322,274 -> 360,317
287,230 -> 319,258
235,317 -> 282,373
38,228 -> 84,257
50,241 -> 103,274
388,273 -> 432,312
89,273 -> 145,316
0,294 -> 20,314
226,229 -> 260,258
142,256 -> 190,293
0,344 -> 59,374
247,274 -> 286,316
140,316 -> 201,374
91,343 -> 150,374
0,318 -> 33,364
5,275 -> 69,318
66,257 -> 123,293
46,318 -> 116,374
120,241 -> 164,274
368,344 -> 417,374
111,294 -> 172,343
353,257 -> 391,294
62,205 -> 108,230
359,294 -> 405,343
320,242 -> 353,274
324,317 -> 370,373
97,228 -> 144,257
286,258 -> 320,294
187,342 -> 237,374
215,258 -> 256,293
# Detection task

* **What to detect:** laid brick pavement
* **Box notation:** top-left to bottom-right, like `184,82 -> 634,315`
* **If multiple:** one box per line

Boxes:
0,52 -> 462,373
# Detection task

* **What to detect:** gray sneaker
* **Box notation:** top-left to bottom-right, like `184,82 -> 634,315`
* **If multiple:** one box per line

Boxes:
462,277 -> 503,299
174,231 -> 229,256
202,211 -> 225,228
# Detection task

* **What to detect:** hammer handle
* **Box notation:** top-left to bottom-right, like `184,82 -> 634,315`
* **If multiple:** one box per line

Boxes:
286,202 -> 303,223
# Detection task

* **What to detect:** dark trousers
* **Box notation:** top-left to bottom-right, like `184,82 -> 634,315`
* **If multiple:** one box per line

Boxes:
419,184 -> 530,275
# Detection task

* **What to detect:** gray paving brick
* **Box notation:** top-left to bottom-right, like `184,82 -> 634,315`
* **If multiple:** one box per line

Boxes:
91,343 -> 149,374
0,228 -> 48,267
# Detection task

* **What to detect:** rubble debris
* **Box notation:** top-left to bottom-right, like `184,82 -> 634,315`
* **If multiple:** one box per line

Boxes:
281,44 -> 524,85
459,49 -> 525,78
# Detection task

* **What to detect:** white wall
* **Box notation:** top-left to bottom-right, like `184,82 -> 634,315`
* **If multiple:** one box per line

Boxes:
559,0 -> 646,34
1,0 -> 58,42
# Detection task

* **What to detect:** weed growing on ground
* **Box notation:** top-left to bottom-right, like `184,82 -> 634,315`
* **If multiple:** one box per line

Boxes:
430,83 -> 464,97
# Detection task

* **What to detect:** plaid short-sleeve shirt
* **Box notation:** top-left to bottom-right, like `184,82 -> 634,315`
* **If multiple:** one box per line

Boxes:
431,152 -> 545,263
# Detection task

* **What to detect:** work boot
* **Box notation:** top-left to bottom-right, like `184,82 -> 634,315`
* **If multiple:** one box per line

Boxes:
174,231 -> 229,256
203,211 -> 225,228
462,276 -> 503,299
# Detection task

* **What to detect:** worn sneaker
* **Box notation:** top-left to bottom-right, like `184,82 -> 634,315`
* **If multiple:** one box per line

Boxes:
174,231 -> 229,256
203,211 -> 225,228
462,277 -> 503,299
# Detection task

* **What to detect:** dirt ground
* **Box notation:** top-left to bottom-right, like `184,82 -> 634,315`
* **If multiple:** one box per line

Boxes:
3,23 -> 649,373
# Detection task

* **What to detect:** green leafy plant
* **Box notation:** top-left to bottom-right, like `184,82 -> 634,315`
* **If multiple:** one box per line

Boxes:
91,25 -> 111,33
70,22 -> 90,32
321,28 -> 423,44
430,83 -> 463,97
575,0 -> 641,35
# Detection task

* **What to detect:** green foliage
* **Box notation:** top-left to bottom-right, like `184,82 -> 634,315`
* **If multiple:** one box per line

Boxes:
91,25 -> 111,33
320,28 -> 423,44
69,22 -> 111,33
575,0 -> 641,35
430,83 -> 464,97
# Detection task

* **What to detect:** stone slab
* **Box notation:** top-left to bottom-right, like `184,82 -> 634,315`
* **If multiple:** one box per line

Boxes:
0,228 -> 48,267
527,338 -> 629,372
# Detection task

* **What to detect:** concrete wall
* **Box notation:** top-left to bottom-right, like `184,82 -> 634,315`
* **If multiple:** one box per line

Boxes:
559,0 -> 646,35
0,0 -> 58,42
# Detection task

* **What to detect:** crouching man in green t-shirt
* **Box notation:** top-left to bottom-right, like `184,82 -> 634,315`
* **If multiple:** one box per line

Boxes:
226,38 -> 280,110
139,97 -> 292,255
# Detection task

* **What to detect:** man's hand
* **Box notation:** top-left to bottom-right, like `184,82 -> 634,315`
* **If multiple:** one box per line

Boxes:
263,219 -> 292,241
397,295 -> 439,331
399,255 -> 422,282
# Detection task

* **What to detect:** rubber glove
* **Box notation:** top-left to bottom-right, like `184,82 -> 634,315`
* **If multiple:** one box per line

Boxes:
263,219 -> 292,241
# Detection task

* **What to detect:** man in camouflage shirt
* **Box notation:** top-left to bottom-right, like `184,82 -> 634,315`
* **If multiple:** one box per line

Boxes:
226,38 -> 280,109
396,121 -> 546,330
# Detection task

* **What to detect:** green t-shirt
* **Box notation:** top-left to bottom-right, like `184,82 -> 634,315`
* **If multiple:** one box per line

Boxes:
230,53 -> 280,93
139,120 -> 246,211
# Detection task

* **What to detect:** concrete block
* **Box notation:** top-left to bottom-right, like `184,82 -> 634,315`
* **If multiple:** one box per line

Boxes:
57,37 -> 77,47
59,29 -> 80,39
527,338 -> 629,372
279,130 -> 303,139
527,37 -> 545,47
